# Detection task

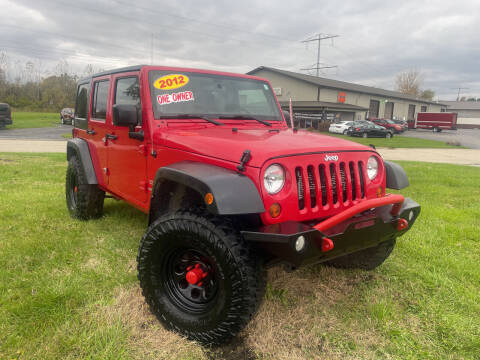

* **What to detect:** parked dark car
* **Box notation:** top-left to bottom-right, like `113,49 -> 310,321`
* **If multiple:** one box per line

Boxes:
391,119 -> 408,131
348,121 -> 393,138
0,103 -> 12,129
60,108 -> 74,125
371,118 -> 403,134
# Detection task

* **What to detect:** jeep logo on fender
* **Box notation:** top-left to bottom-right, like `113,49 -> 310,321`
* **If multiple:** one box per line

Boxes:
324,154 -> 339,161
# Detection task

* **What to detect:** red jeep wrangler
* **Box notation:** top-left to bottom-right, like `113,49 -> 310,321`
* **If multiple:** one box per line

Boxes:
66,65 -> 420,345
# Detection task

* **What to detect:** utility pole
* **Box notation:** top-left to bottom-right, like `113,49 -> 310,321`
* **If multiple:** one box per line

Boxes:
301,33 -> 339,76
452,87 -> 469,101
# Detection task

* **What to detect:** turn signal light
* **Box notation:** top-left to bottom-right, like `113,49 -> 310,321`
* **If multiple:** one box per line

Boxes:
204,193 -> 214,205
269,203 -> 281,218
377,187 -> 383,198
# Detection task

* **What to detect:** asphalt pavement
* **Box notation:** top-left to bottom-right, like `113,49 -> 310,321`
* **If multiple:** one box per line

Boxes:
399,128 -> 480,149
0,124 -> 71,141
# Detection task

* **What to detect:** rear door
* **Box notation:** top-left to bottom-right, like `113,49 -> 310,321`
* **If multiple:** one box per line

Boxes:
106,72 -> 148,205
87,76 -> 111,186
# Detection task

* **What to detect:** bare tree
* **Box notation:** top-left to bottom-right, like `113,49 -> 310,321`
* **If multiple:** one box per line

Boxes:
395,70 -> 423,97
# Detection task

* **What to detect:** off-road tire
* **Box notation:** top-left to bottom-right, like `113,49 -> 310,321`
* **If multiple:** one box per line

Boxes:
326,238 -> 396,270
137,211 -> 266,346
66,156 -> 105,220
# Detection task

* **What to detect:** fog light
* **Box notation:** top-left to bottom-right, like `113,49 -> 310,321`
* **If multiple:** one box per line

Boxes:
269,203 -> 281,218
295,236 -> 306,252
408,210 -> 414,221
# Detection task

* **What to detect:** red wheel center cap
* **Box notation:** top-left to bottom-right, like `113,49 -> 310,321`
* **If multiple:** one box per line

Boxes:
186,265 -> 207,285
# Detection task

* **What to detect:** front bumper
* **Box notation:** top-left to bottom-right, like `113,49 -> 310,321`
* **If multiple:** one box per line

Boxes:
242,195 -> 420,268
0,116 -> 12,125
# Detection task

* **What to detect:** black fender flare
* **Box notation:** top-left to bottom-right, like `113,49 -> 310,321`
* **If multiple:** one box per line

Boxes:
150,161 -> 265,218
66,138 -> 98,184
384,160 -> 409,190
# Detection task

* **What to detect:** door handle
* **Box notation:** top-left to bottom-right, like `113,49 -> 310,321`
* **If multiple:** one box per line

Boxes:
86,129 -> 96,135
105,133 -> 118,141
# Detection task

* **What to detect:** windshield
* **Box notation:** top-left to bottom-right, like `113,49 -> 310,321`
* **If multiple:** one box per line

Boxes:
149,71 -> 282,121
385,119 -> 395,124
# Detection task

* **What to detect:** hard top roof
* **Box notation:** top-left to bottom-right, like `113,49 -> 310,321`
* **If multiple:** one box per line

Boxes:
79,65 -> 264,83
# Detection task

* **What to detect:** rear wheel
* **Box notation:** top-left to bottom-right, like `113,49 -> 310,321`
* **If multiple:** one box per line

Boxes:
137,211 -> 265,345
66,156 -> 105,219
326,238 -> 396,270
343,129 -> 348,135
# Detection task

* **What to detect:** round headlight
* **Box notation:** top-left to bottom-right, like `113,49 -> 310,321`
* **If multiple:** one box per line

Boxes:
264,164 -> 285,194
367,156 -> 379,180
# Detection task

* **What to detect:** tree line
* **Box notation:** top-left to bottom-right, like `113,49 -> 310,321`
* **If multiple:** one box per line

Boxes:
0,53 -> 102,112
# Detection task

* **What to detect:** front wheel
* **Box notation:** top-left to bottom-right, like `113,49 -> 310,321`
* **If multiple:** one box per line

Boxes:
137,211 -> 265,345
385,132 -> 392,138
362,132 -> 368,138
325,238 -> 396,270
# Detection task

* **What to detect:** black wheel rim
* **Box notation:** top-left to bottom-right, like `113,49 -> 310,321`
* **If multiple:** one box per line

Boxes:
162,248 -> 219,314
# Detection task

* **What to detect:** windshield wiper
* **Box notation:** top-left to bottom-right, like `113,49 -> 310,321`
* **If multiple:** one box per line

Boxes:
218,114 -> 272,127
160,114 -> 223,126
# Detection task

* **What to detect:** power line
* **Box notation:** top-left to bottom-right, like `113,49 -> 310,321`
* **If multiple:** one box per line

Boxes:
112,0 -> 299,44
301,33 -> 339,76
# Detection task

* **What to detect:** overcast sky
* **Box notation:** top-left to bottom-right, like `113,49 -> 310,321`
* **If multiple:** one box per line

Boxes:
1,0 -> 479,99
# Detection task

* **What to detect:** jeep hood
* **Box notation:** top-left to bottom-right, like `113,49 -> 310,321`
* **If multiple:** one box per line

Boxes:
154,127 -> 374,168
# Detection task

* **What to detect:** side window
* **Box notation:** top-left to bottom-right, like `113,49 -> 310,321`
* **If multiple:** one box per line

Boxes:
92,80 -> 110,121
75,83 -> 89,119
114,76 -> 142,124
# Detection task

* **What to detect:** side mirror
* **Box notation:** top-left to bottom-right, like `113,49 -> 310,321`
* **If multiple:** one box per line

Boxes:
112,104 -> 138,127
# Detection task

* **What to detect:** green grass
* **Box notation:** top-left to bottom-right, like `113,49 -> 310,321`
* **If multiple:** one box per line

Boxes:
0,154 -> 479,359
7,112 -> 59,129
319,131 -> 462,149
62,133 -> 73,139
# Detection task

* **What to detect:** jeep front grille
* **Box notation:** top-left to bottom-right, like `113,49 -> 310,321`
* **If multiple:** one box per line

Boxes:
295,161 -> 366,210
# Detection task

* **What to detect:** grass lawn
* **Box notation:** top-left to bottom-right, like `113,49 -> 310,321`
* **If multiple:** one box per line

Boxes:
0,154 -> 479,359
319,131 -> 462,149
7,112 -> 59,129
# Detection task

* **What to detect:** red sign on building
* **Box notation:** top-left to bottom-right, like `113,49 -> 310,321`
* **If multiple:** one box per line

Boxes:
338,91 -> 346,103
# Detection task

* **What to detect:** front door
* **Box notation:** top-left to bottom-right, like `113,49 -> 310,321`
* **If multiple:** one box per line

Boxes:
408,104 -> 416,121
106,73 -> 148,206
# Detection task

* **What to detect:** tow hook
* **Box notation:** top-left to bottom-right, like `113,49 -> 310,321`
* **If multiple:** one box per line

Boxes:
396,218 -> 408,231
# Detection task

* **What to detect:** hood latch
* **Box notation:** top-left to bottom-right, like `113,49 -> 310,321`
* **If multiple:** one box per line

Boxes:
237,150 -> 251,172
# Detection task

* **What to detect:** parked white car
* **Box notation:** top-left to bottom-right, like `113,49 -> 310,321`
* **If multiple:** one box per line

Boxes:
328,121 -> 354,134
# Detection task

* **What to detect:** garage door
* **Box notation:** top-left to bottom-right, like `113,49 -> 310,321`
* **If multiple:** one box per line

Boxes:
384,102 -> 394,119
369,100 -> 379,118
